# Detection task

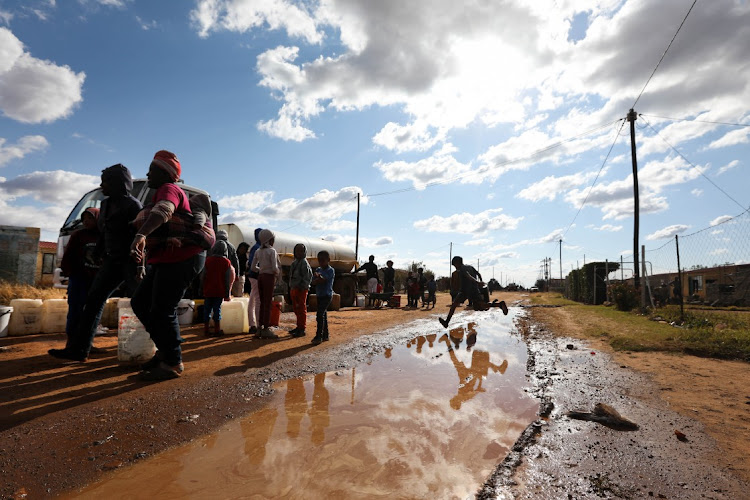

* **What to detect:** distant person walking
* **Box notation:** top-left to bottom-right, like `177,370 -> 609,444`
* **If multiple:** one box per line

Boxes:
203,240 -> 235,337
250,229 -> 280,339
311,250 -> 335,345
130,150 -> 212,380
59,207 -> 100,349
245,228 -> 262,335
289,243 -> 313,337
49,164 -> 142,362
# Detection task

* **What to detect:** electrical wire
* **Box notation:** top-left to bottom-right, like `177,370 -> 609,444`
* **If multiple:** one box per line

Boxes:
562,119 -> 627,239
639,113 -> 750,128
632,0 -> 698,108
641,116 -> 746,211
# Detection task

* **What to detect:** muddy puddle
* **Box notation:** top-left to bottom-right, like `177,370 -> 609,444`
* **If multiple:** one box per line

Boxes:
69,310 -> 537,499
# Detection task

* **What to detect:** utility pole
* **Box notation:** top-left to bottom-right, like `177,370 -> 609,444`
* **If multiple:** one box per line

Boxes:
355,192 -> 360,262
559,239 -> 563,281
628,108 -> 641,289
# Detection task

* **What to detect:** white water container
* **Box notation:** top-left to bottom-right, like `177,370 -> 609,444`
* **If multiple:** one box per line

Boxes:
231,297 -> 250,332
355,294 -> 365,308
100,297 -> 120,329
0,306 -> 12,338
8,299 -> 43,336
42,299 -> 69,333
221,300 -> 245,334
117,308 -> 156,364
176,299 -> 195,326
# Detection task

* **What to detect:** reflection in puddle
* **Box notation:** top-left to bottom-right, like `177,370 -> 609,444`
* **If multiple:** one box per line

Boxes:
73,310 -> 537,499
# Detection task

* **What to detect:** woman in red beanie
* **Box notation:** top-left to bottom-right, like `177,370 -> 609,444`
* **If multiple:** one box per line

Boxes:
129,150 -> 211,381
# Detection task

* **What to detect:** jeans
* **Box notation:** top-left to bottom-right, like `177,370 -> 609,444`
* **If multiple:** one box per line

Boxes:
316,295 -> 332,338
290,288 -> 308,329
71,256 -> 137,355
204,297 -> 223,322
247,277 -> 260,328
131,252 -> 205,366
65,275 -> 92,348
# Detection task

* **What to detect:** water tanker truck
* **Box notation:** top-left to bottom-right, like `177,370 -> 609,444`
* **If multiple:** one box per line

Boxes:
219,223 -> 359,307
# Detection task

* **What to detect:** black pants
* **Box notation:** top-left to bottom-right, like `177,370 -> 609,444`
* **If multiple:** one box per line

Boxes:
70,256 -> 137,355
131,252 -> 205,366
316,295 -> 332,338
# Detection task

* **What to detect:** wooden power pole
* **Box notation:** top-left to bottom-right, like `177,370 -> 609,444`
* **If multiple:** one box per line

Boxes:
628,108 -> 640,289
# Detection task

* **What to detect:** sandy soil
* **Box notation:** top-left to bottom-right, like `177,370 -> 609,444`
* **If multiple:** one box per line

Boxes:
0,292 -> 473,499
529,305 -> 750,485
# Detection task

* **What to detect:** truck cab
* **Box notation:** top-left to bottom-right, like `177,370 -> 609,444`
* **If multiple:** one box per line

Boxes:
54,179 -> 218,288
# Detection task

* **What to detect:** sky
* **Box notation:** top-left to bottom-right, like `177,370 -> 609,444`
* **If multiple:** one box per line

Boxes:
0,0 -> 748,286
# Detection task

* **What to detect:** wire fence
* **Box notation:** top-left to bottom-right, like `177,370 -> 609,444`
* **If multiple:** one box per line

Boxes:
645,208 -> 750,307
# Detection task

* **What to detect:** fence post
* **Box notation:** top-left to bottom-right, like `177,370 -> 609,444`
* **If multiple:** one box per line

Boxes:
641,245 -> 647,311
675,235 -> 684,322
605,259 -> 610,302
593,265 -> 597,305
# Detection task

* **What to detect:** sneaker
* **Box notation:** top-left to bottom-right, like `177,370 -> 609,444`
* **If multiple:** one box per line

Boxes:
48,348 -> 87,362
140,362 -> 182,381
289,327 -> 299,335
249,326 -> 258,335
291,329 -> 306,338
311,335 -> 323,345
259,328 -> 279,339
439,318 -> 449,329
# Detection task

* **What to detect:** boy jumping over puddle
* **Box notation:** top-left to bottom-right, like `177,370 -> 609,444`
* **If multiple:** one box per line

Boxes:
439,256 -> 508,328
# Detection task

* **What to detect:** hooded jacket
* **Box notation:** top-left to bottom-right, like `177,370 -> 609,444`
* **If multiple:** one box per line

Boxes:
216,229 -> 239,275
204,241 -> 235,298
289,244 -> 313,290
246,228 -> 262,279
98,164 -> 142,259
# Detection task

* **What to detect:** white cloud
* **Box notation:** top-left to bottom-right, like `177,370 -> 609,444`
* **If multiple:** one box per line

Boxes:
464,238 -> 493,247
136,15 -> 158,30
691,188 -> 703,197
717,160 -> 740,175
414,208 -> 522,235
191,0 -> 322,43
374,143 -> 471,190
372,120 -> 441,153
260,186 -> 364,223
319,233 -> 392,249
591,224 -> 623,232
310,219 -> 356,232
709,215 -> 733,226
709,248 -> 728,256
0,27 -> 85,124
517,170 -> 599,202
0,9 -> 12,24
706,128 -> 750,150
0,135 -> 48,167
217,191 -> 274,211
646,224 -> 690,241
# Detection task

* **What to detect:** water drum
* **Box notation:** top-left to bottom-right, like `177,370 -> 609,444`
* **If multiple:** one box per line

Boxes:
176,299 -> 195,326
0,306 -> 12,338
8,299 -> 43,336
42,299 -> 69,334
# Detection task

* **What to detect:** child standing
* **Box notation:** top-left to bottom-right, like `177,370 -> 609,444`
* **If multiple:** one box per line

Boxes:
289,243 -> 312,337
311,250 -> 335,345
251,229 -> 280,339
60,207 -> 100,349
203,240 -> 235,337
425,275 -> 437,309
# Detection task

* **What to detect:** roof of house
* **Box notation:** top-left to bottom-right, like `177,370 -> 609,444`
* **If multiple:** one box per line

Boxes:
39,241 -> 57,251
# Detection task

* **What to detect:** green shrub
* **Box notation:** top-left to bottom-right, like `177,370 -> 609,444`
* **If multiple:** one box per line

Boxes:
610,282 -> 638,311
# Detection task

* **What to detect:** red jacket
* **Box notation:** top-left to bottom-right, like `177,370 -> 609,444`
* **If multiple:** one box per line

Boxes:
203,256 -> 235,298
61,227 -> 100,281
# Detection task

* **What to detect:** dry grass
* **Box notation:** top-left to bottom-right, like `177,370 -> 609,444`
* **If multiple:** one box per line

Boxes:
0,281 -> 66,305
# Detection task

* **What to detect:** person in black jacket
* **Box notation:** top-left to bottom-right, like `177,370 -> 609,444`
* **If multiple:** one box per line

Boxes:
49,164 -> 142,362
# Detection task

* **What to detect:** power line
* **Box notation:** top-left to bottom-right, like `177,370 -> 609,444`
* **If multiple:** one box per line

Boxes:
632,0 -> 698,108
639,113 -> 750,128
562,119 -> 627,238
366,118 -> 622,198
641,116 -> 746,212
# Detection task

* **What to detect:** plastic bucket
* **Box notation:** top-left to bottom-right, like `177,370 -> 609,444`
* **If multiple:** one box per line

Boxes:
176,299 -> 195,326
355,294 -> 365,308
0,306 -> 12,338
270,301 -> 282,327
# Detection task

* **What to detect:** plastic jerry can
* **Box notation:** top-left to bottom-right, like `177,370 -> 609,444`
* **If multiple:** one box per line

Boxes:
41,299 -> 69,333
220,300 -> 245,334
176,299 -> 195,326
8,299 -> 43,336
117,308 -> 156,364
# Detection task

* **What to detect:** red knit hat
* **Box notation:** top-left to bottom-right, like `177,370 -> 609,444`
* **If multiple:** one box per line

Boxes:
152,150 -> 181,181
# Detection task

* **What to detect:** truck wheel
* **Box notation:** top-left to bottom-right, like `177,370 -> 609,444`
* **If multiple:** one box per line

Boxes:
334,275 -> 356,307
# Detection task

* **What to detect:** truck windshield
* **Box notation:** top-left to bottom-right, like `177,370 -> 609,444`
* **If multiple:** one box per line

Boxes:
62,181 -> 146,230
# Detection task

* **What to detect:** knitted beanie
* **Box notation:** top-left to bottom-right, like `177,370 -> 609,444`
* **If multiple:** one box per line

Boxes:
152,150 -> 181,182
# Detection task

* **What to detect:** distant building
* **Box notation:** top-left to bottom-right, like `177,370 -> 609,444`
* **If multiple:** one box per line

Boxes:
0,226 -> 41,285
37,241 -> 57,287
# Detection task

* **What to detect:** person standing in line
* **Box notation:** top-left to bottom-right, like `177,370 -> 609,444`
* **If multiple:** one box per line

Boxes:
311,250 -> 335,345
250,229 -> 280,339
236,242 -> 250,296
49,164 -> 142,362
289,243 -> 312,338
215,229 -> 239,284
203,240 -> 235,337
130,150 -> 210,380
425,275 -> 437,309
355,255 -> 379,305
417,267 -> 427,306
381,260 -> 395,293
59,207 -> 100,350
245,228 -> 262,335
